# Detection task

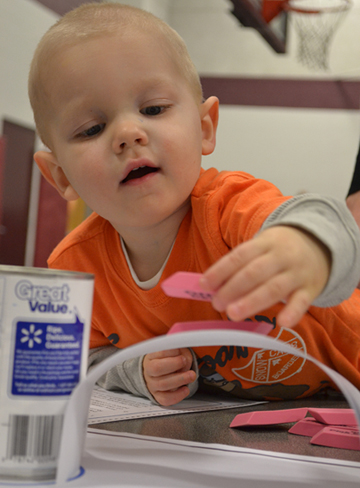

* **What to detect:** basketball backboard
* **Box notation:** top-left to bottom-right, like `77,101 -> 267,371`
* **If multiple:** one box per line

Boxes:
228,0 -> 289,53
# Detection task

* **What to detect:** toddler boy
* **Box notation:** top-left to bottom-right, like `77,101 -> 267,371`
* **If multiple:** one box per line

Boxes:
29,3 -> 360,406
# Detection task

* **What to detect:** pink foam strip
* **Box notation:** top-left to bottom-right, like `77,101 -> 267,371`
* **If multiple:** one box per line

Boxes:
310,426 -> 360,450
168,320 -> 273,336
161,272 -> 214,301
230,408 -> 308,428
308,408 -> 357,426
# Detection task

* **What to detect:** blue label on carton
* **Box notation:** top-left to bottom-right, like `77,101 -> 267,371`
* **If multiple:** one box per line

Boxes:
11,317 -> 84,396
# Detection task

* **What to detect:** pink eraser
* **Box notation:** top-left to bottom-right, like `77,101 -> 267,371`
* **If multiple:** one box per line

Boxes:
310,426 -> 360,451
288,418 -> 325,437
168,320 -> 273,336
308,408 -> 358,426
161,272 -> 213,301
230,408 -> 308,428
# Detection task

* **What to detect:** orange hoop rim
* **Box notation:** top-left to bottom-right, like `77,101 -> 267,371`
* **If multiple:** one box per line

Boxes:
283,0 -> 352,14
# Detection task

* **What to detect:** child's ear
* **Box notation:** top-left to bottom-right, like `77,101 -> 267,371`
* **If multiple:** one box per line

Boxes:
200,96 -> 219,156
34,150 -> 79,201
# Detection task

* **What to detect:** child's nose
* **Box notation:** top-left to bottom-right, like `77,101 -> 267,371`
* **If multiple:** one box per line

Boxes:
112,118 -> 148,152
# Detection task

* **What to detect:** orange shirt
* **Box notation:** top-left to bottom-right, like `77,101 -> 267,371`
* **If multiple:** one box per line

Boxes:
49,168 -> 360,400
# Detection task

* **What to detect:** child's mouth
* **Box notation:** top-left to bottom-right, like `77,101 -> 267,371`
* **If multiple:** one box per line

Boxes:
121,165 -> 159,184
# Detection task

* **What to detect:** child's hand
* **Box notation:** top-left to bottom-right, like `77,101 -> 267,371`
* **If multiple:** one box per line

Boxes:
200,226 -> 331,328
143,348 -> 197,406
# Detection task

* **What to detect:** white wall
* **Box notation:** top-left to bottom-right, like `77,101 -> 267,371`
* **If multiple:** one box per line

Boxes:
1,0 -> 360,201
0,0 -> 58,128
204,106 -> 360,198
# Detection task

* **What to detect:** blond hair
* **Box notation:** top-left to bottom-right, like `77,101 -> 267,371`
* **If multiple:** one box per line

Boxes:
28,2 -> 203,147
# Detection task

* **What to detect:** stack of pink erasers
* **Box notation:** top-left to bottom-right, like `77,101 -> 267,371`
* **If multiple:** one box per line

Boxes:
230,407 -> 360,451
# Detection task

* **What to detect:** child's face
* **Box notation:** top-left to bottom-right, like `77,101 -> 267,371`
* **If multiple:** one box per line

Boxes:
37,30 -> 217,232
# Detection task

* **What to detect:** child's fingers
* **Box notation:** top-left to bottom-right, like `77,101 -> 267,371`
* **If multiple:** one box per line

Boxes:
147,370 -> 196,394
143,349 -> 197,406
146,369 -> 197,406
210,252 -> 281,312
144,353 -> 187,377
276,289 -> 313,328
200,238 -> 266,292
201,226 -> 330,325
179,347 -> 194,372
146,349 -> 182,360
152,385 -> 191,407
224,272 -> 300,322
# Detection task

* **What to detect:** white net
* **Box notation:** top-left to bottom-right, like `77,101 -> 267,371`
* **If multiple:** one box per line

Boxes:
286,0 -> 352,70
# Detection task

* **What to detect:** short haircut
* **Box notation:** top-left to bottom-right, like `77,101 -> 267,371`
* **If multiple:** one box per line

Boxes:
28,2 -> 203,147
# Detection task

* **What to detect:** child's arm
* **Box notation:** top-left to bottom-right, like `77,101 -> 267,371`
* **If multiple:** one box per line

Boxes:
143,348 -> 197,406
88,346 -> 198,406
201,195 -> 360,327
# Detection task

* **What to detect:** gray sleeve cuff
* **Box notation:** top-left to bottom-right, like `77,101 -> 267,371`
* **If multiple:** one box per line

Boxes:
261,194 -> 360,307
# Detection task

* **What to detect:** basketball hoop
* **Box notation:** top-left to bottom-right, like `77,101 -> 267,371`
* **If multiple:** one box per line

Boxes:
284,0 -> 352,71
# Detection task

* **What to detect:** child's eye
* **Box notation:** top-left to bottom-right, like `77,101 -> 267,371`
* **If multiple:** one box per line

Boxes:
79,123 -> 105,138
140,106 -> 166,116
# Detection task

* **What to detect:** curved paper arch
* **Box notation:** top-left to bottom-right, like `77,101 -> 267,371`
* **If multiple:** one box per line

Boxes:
57,329 -> 360,483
